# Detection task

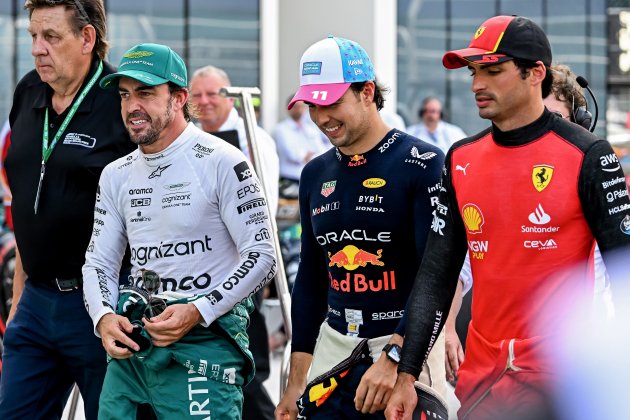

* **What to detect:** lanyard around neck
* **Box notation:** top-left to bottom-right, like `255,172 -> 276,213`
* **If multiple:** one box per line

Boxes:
41,60 -> 103,163
34,60 -> 103,214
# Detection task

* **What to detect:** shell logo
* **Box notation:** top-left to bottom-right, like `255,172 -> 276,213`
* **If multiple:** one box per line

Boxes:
462,203 -> 484,234
362,178 -> 386,188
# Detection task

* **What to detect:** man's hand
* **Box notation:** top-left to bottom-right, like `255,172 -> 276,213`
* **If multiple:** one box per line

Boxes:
445,324 -> 464,383
275,384 -> 302,420
275,352 -> 312,420
354,351 -> 397,414
142,303 -> 202,347
444,279 -> 465,382
96,313 -> 138,359
384,373 -> 418,420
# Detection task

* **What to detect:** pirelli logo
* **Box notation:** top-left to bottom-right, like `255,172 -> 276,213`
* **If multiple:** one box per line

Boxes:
237,198 -> 266,214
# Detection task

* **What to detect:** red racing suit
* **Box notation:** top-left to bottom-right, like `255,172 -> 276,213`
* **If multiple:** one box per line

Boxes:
399,110 -> 630,418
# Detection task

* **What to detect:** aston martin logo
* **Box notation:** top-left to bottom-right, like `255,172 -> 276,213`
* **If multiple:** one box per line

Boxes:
532,165 -> 554,192
124,51 -> 154,59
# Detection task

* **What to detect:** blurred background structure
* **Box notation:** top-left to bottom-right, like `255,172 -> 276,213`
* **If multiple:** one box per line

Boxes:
0,1 -> 627,146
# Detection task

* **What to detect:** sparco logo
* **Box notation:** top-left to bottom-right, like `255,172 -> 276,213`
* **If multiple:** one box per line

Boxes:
372,310 -> 404,320
129,188 -> 153,195
222,252 -> 260,290
131,235 -> 213,265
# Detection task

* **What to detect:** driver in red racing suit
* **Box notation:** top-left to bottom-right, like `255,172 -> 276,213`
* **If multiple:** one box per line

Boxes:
387,15 -> 630,420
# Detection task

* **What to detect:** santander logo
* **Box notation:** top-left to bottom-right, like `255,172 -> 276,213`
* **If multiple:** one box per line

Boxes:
528,204 -> 551,225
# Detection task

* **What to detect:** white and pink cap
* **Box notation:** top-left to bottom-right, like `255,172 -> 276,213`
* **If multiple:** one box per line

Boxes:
288,36 -> 375,110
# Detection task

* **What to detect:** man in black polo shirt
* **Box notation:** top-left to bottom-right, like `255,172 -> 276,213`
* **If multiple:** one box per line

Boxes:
0,1 -> 135,419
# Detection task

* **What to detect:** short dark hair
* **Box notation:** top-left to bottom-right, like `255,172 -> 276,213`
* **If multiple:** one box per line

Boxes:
513,57 -> 552,98
25,0 -> 109,60
349,80 -> 389,111
168,83 -> 194,122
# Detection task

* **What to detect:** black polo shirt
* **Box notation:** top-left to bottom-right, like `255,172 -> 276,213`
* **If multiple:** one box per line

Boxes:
6,59 -> 135,282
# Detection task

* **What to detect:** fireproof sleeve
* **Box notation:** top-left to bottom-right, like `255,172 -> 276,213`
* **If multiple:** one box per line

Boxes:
578,139 -> 630,285
398,149 -> 468,378
290,160 -> 332,354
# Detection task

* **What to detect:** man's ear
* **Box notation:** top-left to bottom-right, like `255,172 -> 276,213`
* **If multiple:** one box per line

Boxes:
172,88 -> 189,111
361,81 -> 376,104
81,25 -> 97,56
530,61 -> 546,86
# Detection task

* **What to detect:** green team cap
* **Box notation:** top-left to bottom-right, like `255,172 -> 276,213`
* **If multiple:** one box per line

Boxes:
100,43 -> 187,89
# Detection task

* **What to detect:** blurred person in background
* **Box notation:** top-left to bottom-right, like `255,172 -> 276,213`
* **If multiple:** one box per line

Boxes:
273,97 -> 329,193
189,65 -> 279,213
407,97 -> 466,153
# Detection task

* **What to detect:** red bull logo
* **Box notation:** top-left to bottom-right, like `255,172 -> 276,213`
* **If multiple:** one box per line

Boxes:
348,154 -> 367,167
328,245 -> 384,270
329,271 -> 396,293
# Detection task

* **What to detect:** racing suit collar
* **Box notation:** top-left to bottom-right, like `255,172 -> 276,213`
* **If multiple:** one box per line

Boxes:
139,122 -> 196,166
491,108 -> 553,147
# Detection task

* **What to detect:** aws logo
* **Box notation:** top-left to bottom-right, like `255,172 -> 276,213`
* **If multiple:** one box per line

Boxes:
462,203 -> 484,234
362,178 -> 386,188
328,245 -> 384,270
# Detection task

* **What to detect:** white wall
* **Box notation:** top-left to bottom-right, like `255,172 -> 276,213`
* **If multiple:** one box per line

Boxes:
261,0 -> 397,130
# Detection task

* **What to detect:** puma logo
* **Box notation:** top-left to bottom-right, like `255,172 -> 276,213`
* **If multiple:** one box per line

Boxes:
456,163 -> 470,175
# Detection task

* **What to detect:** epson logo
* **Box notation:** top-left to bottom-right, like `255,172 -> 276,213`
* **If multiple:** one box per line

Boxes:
238,183 -> 261,199
131,198 -> 151,207
129,188 -> 153,195
372,310 -> 404,321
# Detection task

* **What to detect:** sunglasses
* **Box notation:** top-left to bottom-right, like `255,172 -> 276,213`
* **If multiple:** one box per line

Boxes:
46,0 -> 90,24
136,268 -> 167,319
